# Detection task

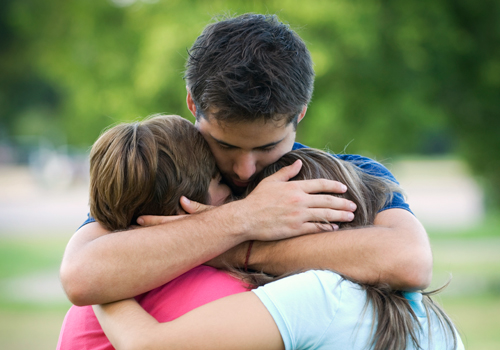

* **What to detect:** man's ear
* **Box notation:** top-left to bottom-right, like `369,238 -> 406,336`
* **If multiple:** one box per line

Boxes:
186,87 -> 197,117
297,105 -> 307,123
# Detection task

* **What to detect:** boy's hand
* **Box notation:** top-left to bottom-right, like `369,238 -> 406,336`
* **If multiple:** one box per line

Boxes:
136,197 -> 214,226
228,160 -> 356,241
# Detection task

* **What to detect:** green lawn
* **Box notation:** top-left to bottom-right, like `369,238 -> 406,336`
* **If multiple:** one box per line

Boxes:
1,222 -> 499,349
0,236 -> 71,350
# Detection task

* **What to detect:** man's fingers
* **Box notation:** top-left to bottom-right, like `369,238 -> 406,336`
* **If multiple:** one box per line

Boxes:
136,215 -> 185,226
299,222 -> 338,235
298,178 -> 348,194
307,208 -> 355,223
180,196 -> 214,214
305,194 -> 357,212
263,159 -> 302,182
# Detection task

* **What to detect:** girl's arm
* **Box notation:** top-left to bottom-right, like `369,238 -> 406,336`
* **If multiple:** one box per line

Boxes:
93,292 -> 285,350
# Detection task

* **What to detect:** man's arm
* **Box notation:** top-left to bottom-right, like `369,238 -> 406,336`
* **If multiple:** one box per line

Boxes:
60,161 -> 355,305
210,208 -> 432,291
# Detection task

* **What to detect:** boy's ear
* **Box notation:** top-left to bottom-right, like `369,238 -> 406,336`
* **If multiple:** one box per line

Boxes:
298,105 -> 307,123
186,87 -> 197,117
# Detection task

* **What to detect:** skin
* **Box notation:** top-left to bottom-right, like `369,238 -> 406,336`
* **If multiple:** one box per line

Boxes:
59,90 -> 432,306
207,175 -> 231,206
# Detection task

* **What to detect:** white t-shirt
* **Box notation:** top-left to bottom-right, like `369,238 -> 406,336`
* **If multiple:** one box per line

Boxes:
253,270 -> 464,350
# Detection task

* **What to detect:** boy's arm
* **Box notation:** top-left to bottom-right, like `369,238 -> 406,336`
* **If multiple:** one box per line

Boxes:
60,162 -> 355,306
210,208 -> 432,291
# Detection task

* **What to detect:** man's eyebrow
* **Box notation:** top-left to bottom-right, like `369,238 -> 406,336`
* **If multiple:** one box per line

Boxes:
212,136 -> 286,150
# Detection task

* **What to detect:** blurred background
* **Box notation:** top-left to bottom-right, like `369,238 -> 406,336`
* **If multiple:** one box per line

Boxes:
0,0 -> 499,349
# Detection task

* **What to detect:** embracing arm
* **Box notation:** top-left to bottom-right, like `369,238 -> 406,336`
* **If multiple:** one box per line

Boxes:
60,210 -> 244,306
60,161 -> 355,305
213,208 -> 432,290
93,293 -> 284,350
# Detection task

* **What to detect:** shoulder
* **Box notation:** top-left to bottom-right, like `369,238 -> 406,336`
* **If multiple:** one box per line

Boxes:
293,143 -> 396,181
77,213 -> 96,231
252,270 -> 345,322
334,154 -> 398,181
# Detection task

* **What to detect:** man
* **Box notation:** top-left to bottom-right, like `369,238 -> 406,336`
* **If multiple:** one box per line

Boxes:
60,14 -> 432,307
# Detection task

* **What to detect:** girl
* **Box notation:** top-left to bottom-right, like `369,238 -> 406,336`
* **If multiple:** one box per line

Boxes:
57,114 -> 247,349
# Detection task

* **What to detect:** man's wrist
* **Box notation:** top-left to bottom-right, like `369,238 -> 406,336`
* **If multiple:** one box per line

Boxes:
243,240 -> 276,273
212,200 -> 255,241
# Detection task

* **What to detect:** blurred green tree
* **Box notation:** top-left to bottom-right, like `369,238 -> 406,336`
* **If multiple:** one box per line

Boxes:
1,0 -> 499,204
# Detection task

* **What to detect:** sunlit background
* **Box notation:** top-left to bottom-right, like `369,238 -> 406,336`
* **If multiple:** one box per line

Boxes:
1,0 -> 499,349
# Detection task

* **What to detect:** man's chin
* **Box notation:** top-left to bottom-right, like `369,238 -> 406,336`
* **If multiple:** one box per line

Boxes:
227,180 -> 250,195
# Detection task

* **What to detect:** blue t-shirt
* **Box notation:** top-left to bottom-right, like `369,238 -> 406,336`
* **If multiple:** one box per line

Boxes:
253,270 -> 463,350
80,142 -> 410,228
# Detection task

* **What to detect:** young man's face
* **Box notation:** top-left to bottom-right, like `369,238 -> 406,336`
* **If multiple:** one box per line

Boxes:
196,115 -> 298,194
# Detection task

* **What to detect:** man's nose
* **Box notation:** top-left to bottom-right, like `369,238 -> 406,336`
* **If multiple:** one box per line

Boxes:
233,153 -> 257,181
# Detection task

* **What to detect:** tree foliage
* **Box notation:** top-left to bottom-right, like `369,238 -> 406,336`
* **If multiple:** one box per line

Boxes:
1,0 -> 499,204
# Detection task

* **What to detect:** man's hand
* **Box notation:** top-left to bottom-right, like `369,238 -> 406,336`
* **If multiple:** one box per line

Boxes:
137,197 -> 213,226
224,160 -> 356,241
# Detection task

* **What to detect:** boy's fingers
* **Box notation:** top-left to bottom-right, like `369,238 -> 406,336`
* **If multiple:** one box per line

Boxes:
299,178 -> 348,194
136,215 -> 184,226
306,194 -> 357,212
180,196 -> 214,214
263,160 -> 302,182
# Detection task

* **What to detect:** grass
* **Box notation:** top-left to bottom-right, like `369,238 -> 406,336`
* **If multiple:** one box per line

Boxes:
439,294 -> 500,350
0,236 -> 68,280
427,211 -> 500,239
0,235 -> 71,350
1,217 -> 499,350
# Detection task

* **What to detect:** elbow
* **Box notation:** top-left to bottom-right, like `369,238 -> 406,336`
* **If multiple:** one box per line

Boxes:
60,262 -> 97,306
400,263 -> 432,291
394,248 -> 433,291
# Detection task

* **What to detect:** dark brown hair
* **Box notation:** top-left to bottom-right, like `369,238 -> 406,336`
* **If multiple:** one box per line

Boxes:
89,114 -> 218,231
243,148 -> 458,350
185,13 -> 314,127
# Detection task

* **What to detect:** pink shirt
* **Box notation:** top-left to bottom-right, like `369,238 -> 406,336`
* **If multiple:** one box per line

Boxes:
57,266 -> 248,350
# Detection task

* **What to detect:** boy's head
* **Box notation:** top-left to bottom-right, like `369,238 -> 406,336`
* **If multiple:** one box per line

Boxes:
185,13 -> 314,127
89,115 -> 226,231
185,14 -> 315,192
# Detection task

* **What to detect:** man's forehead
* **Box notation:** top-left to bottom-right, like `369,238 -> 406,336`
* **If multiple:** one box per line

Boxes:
195,114 -> 294,148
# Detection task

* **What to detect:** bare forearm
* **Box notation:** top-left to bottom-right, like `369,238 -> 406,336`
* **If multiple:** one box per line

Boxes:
248,209 -> 433,290
94,300 -> 157,350
61,206 -> 248,306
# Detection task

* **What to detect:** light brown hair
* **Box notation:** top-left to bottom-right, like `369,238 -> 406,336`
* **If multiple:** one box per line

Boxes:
244,148 -> 458,350
89,114 -> 217,231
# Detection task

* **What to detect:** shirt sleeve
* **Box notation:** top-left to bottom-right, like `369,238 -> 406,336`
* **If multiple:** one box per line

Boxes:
335,154 -> 412,214
252,270 -> 342,350
292,143 -> 412,214
76,213 -> 96,231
